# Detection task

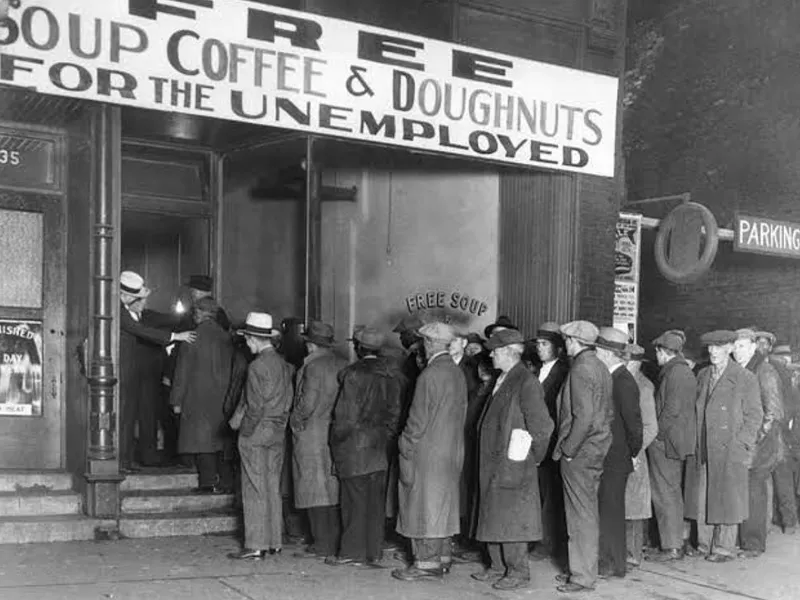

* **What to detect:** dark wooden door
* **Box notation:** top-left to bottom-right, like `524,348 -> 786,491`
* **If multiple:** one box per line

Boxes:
0,192 -> 66,469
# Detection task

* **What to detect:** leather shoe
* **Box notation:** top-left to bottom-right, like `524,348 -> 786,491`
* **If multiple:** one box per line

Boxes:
683,542 -> 708,557
391,565 -> 444,581
471,569 -> 504,583
554,574 -> 570,583
228,549 -> 265,560
364,559 -> 387,569
738,549 -> 762,559
325,556 -> 363,566
493,576 -> 529,591
705,553 -> 734,563
557,582 -> 593,593
648,548 -> 684,562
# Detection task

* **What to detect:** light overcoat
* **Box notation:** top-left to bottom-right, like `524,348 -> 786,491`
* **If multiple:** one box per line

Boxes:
290,348 -> 348,509
625,370 -> 658,520
474,362 -> 553,542
396,353 -> 467,539
684,360 -> 762,524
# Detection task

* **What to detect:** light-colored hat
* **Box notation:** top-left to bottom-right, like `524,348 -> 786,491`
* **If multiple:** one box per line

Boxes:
354,327 -> 385,350
652,330 -> 685,353
560,320 -> 599,345
237,312 -> 280,337
596,327 -> 629,354
735,328 -> 758,342
120,271 -> 150,299
418,322 -> 456,343
626,343 -> 646,361
774,344 -> 792,357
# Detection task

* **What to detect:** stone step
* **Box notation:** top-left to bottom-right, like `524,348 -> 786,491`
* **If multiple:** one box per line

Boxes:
0,515 -> 116,545
0,490 -> 82,517
121,490 -> 235,514
119,511 -> 239,539
120,473 -> 198,492
0,471 -> 74,493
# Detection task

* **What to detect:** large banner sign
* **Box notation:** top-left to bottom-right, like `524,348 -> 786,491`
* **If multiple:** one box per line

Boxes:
0,1 -> 619,176
735,213 -> 800,259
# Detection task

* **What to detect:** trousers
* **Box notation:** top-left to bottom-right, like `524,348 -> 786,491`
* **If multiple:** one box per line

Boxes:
561,456 -> 603,589
648,440 -> 686,550
412,537 -> 452,569
538,459 -> 567,557
487,542 -> 529,579
772,458 -> 799,529
307,505 -> 341,557
740,466 -> 771,553
625,520 -> 644,563
598,468 -> 630,577
238,430 -> 284,550
340,471 -> 386,562
693,462 -> 738,555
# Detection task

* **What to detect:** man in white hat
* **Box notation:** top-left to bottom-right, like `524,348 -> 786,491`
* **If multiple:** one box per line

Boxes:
552,321 -> 612,594
228,312 -> 294,559
118,271 -> 196,471
393,322 -> 467,582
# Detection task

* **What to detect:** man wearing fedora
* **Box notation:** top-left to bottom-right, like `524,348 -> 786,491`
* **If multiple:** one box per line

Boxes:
328,328 -> 402,567
594,328 -> 643,579
531,322 -> 570,563
185,275 -> 230,330
290,321 -> 348,560
733,328 -> 784,558
393,323 -> 467,582
228,313 -> 294,559
552,321 -> 612,593
118,271 -> 196,471
684,330 -> 762,562
471,328 -> 553,591
648,329 -> 697,562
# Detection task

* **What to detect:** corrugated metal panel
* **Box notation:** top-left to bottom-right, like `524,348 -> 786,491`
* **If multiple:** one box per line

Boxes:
498,171 -> 578,336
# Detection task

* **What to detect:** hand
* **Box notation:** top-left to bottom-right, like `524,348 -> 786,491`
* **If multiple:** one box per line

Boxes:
172,405 -> 181,415
174,331 -> 197,344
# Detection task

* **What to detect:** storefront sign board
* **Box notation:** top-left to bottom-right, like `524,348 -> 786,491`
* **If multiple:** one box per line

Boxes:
735,214 -> 800,259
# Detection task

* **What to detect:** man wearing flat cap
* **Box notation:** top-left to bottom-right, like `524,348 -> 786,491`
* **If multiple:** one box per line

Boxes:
290,322 -> 349,559
648,329 -> 697,562
733,328 -> 784,558
684,331 -> 762,563
328,328 -> 402,567
187,275 -> 231,331
594,328 -> 643,580
530,322 -> 570,562
551,321 -> 612,593
470,329 -> 553,591
483,315 -> 517,340
393,322 -> 467,581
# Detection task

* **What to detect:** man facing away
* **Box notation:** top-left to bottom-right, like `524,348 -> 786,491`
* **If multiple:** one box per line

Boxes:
393,323 -> 467,582
648,330 -> 697,562
290,321 -> 348,560
228,312 -> 294,559
552,321 -> 613,594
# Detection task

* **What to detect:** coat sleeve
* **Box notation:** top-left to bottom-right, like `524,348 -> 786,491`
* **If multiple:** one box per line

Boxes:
121,308 -> 173,346
384,374 -> 403,439
399,370 -> 434,458
659,365 -> 695,431
738,370 -> 765,453
639,381 -> 659,450
559,363 -> 596,458
620,375 -> 644,458
519,376 -> 554,463
757,362 -> 784,440
240,361 -> 271,437
169,336 -> 194,410
291,362 -> 321,432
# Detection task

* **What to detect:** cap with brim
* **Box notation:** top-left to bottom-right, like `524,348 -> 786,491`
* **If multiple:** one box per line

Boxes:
486,328 -> 525,350
755,331 -> 777,345
419,322 -> 456,344
595,327 -> 629,354
652,330 -> 685,353
303,321 -> 335,346
559,321 -> 599,345
626,343 -> 646,361
700,330 -> 737,346
393,315 -> 425,335
735,328 -> 758,342
774,344 -> 792,356
188,275 -> 213,292
535,322 -> 563,345
355,327 -> 385,350
465,333 -> 484,346
484,316 -> 517,339
237,312 -> 280,337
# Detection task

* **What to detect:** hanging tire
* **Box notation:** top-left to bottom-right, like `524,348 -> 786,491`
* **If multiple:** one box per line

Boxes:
654,202 -> 719,284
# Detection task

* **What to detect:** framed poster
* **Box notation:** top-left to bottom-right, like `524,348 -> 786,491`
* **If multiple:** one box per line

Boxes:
613,213 -> 642,343
0,320 -> 43,417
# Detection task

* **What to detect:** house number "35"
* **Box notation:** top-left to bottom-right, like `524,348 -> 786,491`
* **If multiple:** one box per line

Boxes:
0,149 -> 21,165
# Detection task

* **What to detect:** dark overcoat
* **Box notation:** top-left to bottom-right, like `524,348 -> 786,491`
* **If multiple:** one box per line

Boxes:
604,367 -> 643,473
539,360 -> 570,458
169,319 -> 233,454
685,360 -> 762,523
654,356 -> 697,460
290,348 -> 348,508
474,362 -> 553,542
552,348 -> 613,465
745,352 -> 784,472
396,353 -> 467,539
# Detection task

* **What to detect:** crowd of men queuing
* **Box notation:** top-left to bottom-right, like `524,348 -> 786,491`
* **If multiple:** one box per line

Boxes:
117,269 -> 800,593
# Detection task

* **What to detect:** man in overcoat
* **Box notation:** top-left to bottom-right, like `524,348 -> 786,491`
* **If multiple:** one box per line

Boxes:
470,329 -> 553,591
169,297 -> 233,491
531,321 -> 570,562
552,320 -> 612,594
648,329 -> 697,561
684,330 -> 762,562
290,321 -> 348,559
328,328 -> 401,567
228,313 -> 294,559
594,328 -> 643,579
734,328 -> 784,558
393,322 -> 467,582
118,271 -> 195,472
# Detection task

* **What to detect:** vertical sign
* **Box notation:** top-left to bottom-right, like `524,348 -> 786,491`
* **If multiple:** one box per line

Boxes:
613,213 -> 642,343
0,320 -> 43,417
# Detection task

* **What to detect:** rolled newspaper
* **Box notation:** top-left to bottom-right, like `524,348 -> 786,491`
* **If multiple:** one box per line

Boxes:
508,428 -> 533,461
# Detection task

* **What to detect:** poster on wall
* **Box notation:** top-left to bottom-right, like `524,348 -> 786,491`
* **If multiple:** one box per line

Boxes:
0,320 -> 43,417
613,213 -> 642,343
0,1 -> 618,177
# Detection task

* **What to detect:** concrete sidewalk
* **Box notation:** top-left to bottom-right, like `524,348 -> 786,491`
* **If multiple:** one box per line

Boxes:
0,532 -> 796,600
